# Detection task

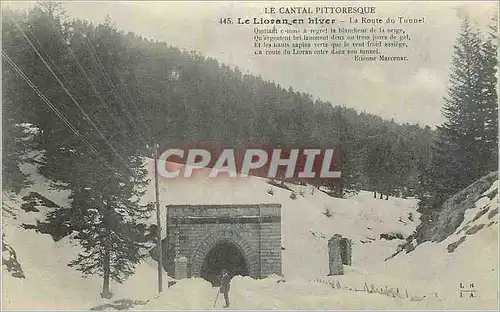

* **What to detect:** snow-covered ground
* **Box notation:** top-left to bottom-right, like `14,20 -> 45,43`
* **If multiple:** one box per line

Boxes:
2,159 -> 498,310
139,275 -> 440,310
2,162 -> 173,310
141,158 -> 420,275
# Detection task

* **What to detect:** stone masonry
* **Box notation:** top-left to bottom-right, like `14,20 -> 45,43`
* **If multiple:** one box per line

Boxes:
340,237 -> 352,266
328,234 -> 344,275
174,256 -> 188,279
328,234 -> 352,275
164,204 -> 282,279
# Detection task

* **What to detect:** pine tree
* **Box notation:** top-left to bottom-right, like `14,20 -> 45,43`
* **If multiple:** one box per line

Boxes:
477,14 -> 498,171
335,107 -> 363,197
44,17 -> 154,298
1,121 -> 34,194
3,3 -> 439,263
4,5 -> 156,298
417,16 -> 498,236
65,156 -> 154,298
2,7 -> 62,194
433,18 -> 484,191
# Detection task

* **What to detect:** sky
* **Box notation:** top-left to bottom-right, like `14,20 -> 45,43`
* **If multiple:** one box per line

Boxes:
3,1 -> 498,127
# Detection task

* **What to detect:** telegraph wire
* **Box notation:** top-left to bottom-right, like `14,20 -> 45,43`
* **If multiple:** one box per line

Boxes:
11,17 -> 134,174
81,34 -> 150,147
24,22 -> 131,147
24,24 -> 74,88
27,16 -> 140,151
2,50 -> 128,181
115,72 -> 154,139
50,24 -> 135,141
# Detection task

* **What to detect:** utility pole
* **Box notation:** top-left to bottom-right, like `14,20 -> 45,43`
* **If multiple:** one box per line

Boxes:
153,143 -> 163,293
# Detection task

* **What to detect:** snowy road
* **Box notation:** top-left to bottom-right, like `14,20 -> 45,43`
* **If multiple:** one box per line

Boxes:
136,275 -> 484,310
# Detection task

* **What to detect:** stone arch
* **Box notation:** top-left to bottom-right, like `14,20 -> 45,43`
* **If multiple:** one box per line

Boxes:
191,228 -> 259,278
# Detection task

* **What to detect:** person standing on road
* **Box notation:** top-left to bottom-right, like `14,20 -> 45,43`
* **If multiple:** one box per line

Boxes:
220,268 -> 231,308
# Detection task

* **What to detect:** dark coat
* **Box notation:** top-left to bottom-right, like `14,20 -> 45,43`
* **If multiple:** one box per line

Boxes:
220,272 -> 231,293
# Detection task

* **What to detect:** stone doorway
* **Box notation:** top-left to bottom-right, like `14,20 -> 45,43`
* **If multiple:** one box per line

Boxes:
200,240 -> 249,286
164,204 -> 282,280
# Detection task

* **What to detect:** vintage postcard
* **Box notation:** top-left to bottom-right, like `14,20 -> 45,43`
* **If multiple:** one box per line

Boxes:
1,0 -> 498,310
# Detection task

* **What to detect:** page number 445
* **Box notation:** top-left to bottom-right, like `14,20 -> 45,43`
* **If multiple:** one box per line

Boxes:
218,18 -> 233,25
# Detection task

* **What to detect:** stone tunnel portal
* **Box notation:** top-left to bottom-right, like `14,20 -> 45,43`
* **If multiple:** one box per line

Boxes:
165,204 -> 282,281
200,240 -> 249,286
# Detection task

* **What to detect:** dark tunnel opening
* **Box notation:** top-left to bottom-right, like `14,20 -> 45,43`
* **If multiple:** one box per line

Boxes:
200,240 -> 249,286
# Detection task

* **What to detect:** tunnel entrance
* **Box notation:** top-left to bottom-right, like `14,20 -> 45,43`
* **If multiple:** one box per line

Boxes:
200,240 -> 249,286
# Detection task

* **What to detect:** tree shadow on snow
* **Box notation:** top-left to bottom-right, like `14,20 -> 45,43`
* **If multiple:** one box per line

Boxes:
90,299 -> 148,310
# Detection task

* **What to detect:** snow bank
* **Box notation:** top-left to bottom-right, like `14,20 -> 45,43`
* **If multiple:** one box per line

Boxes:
5,157 -> 494,310
417,171 -> 497,243
2,218 -> 173,309
2,221 -> 174,309
139,274 -> 445,310
141,158 -> 420,278
2,162 -> 173,310
138,278 -> 215,310
332,178 -> 499,310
